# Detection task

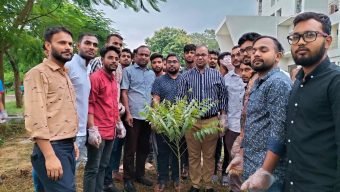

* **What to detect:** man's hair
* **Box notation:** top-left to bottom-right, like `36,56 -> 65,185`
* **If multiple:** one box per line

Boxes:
209,50 -> 219,56
241,62 -> 251,67
150,53 -> 163,61
106,33 -> 124,43
77,33 -> 97,43
166,53 -> 180,61
217,52 -> 231,66
135,45 -> 150,53
121,48 -> 132,57
44,26 -> 73,42
232,45 -> 240,50
238,32 -> 261,46
100,46 -> 120,58
183,44 -> 196,53
253,35 -> 285,53
293,12 -> 331,35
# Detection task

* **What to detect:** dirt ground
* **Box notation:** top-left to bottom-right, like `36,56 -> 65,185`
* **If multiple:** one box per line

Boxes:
0,134 -> 231,192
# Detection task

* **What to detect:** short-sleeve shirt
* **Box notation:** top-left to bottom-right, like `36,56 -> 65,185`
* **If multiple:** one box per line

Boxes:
121,64 -> 155,120
0,80 -> 4,94
152,73 -> 181,103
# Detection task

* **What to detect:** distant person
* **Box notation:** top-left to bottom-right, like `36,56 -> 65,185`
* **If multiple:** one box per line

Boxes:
0,79 -> 7,122
208,50 -> 219,69
217,52 -> 231,76
150,53 -> 165,77
120,48 -> 133,68
182,44 -> 196,72
24,26 -> 78,192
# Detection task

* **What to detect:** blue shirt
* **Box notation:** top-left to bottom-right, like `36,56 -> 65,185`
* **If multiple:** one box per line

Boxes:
152,73 -> 181,103
243,67 -> 292,184
177,67 -> 228,118
65,54 -> 91,137
224,70 -> 246,133
121,64 -> 155,120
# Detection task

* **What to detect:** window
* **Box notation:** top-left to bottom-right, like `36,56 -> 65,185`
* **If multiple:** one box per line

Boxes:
258,0 -> 263,16
296,0 -> 302,13
329,4 -> 339,14
271,0 -> 275,6
276,8 -> 282,16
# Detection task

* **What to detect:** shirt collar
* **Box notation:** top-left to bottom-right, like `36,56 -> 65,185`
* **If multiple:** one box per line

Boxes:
99,68 -> 114,81
44,59 -> 67,72
296,57 -> 331,82
134,63 -> 150,70
73,54 -> 87,69
257,67 -> 280,83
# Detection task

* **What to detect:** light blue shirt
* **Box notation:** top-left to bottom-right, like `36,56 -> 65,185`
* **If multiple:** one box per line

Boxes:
121,64 -> 155,120
65,54 -> 91,136
224,69 -> 246,133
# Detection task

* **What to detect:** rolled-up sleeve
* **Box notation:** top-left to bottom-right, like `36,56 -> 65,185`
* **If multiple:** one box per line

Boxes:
121,68 -> 130,90
267,79 -> 291,156
24,69 -> 49,140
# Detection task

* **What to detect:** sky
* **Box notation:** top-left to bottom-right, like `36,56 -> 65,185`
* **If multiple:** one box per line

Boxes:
97,0 -> 257,49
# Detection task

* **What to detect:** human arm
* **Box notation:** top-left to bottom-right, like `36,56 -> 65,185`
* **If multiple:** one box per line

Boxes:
121,68 -> 132,127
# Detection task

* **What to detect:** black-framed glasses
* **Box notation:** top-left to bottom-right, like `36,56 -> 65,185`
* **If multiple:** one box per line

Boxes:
287,31 -> 328,45
239,46 -> 253,54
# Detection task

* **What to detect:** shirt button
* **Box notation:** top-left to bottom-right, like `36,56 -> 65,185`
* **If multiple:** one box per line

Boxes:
300,84 -> 304,88
291,120 -> 294,124
311,75 -> 314,78
290,181 -> 294,185
288,139 -> 291,143
289,160 -> 292,164
294,103 -> 298,107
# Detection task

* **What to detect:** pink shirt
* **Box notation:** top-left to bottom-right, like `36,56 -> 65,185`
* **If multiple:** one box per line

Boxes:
88,69 -> 119,140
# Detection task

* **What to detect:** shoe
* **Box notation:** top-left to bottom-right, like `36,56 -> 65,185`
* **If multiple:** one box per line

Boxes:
113,172 -> 123,182
188,186 -> 200,192
135,176 -> 153,186
181,167 -> 189,180
211,174 -> 219,184
205,188 -> 215,192
153,183 -> 166,192
124,180 -> 136,192
103,183 -> 121,192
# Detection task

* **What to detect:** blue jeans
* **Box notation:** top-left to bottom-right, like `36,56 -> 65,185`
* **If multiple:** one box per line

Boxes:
31,140 -> 76,192
32,168 -> 44,192
155,134 -> 179,184
83,139 -> 114,192
75,136 -> 87,168
104,137 -> 125,185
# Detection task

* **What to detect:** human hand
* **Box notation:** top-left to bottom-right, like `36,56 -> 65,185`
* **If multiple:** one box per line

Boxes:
88,126 -> 102,148
219,114 -> 228,130
240,168 -> 275,192
119,103 -> 125,116
125,113 -> 133,127
116,121 -> 126,138
226,152 -> 243,175
45,154 -> 63,181
74,142 -> 79,160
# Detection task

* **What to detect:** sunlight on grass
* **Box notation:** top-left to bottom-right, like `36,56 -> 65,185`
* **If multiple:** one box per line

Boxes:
5,101 -> 23,115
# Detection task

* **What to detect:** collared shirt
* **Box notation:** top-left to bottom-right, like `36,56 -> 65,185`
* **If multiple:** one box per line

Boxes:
89,57 -> 122,101
152,73 -> 181,103
88,69 -> 119,140
65,54 -> 91,137
24,59 -> 78,141
285,57 -> 340,191
243,67 -> 291,184
224,70 -> 246,133
121,64 -> 156,120
177,67 -> 228,117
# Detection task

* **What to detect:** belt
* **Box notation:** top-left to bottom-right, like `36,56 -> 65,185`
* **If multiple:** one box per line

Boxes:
50,137 -> 76,144
200,114 -> 218,120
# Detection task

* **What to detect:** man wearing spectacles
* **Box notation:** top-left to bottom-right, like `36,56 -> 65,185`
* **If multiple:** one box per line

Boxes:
285,12 -> 340,192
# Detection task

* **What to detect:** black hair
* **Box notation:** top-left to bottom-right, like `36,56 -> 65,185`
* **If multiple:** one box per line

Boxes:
253,35 -> 284,53
217,52 -> 231,66
100,46 -> 120,58
44,26 -> 73,42
106,33 -> 124,43
121,48 -> 132,56
293,12 -> 331,35
208,50 -> 219,56
166,53 -> 180,61
150,53 -> 163,61
238,32 -> 261,46
77,33 -> 98,43
183,44 -> 196,53
232,45 -> 240,50
135,45 -> 150,53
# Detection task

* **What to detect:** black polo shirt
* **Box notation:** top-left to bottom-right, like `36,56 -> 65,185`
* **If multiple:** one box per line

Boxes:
285,57 -> 340,191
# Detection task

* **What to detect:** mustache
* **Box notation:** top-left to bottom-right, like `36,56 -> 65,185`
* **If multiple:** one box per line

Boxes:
253,58 -> 264,63
295,47 -> 310,54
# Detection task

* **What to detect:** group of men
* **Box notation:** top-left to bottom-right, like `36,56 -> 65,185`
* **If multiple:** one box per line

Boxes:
24,11 -> 339,192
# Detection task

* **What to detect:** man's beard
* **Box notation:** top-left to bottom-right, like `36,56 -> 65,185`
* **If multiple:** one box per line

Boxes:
292,43 -> 326,67
168,69 -> 179,75
51,48 -> 72,63
79,51 -> 95,61
252,59 -> 274,73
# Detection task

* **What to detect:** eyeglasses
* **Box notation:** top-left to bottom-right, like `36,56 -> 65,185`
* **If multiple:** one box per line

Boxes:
287,31 -> 328,45
239,46 -> 253,54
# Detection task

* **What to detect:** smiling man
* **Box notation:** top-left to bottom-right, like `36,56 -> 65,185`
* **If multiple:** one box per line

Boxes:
285,12 -> 340,191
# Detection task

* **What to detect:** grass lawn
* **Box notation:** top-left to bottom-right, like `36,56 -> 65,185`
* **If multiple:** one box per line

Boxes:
5,101 -> 23,116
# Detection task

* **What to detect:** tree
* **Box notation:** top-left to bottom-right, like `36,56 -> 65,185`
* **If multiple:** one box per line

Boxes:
189,29 -> 220,51
145,27 -> 191,65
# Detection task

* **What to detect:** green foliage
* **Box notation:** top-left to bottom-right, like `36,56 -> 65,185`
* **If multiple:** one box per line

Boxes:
188,29 -> 220,51
6,101 -> 24,115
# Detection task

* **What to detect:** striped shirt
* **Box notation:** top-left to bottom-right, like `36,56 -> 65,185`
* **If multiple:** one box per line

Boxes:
177,67 -> 228,118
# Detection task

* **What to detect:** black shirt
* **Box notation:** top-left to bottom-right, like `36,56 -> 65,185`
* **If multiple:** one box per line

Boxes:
285,57 -> 340,191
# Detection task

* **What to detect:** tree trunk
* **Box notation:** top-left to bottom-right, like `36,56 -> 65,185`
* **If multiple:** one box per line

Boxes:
5,51 -> 22,107
0,50 -> 5,107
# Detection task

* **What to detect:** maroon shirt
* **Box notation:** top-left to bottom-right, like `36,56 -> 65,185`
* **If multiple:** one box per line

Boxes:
88,69 -> 119,140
